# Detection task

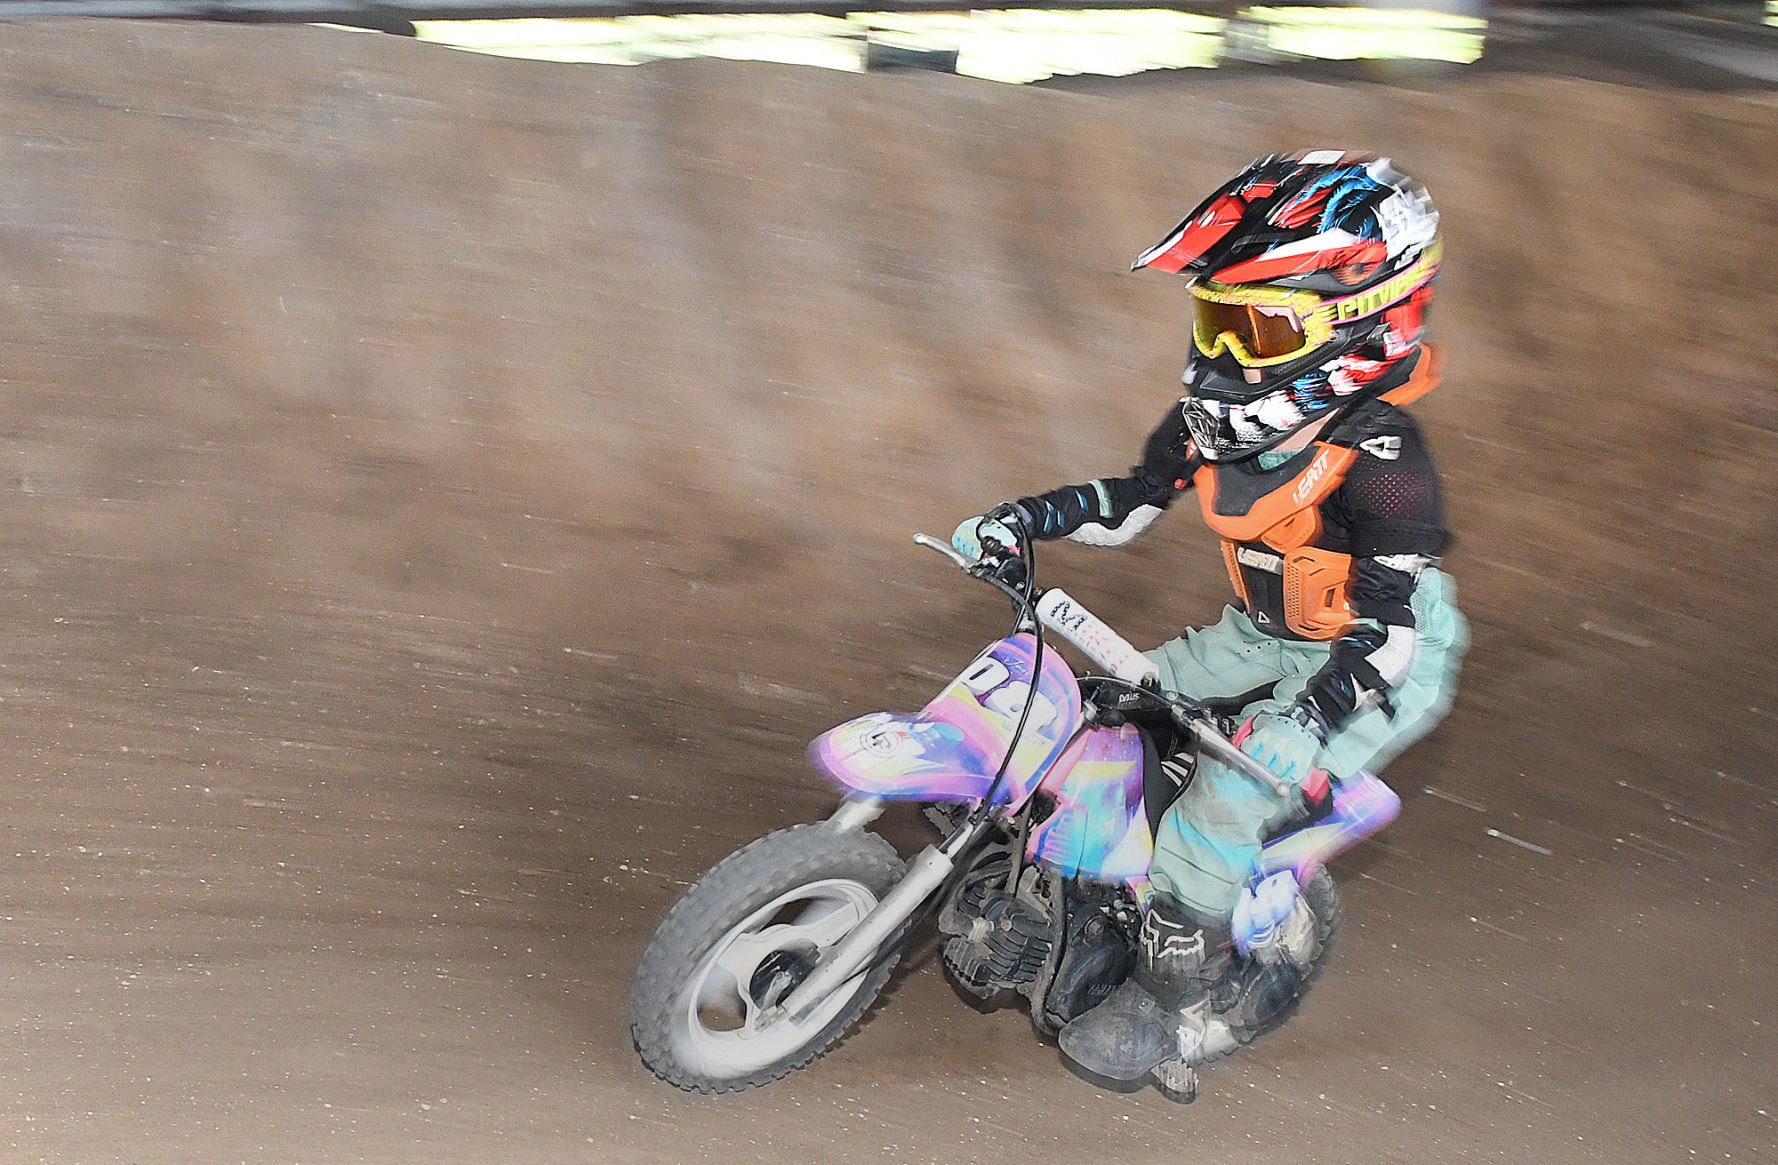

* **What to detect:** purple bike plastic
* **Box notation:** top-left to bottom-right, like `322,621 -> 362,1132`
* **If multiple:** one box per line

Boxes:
1257,770 -> 1402,883
809,630 -> 1398,892
1023,723 -> 1153,880
809,633 -> 1084,810
811,634 -> 1151,883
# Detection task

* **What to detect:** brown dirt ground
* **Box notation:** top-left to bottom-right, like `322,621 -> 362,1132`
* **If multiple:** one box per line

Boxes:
0,20 -> 1774,1164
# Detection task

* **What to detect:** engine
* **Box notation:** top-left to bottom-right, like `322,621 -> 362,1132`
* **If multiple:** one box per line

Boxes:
938,857 -> 1141,1030
939,871 -> 1053,998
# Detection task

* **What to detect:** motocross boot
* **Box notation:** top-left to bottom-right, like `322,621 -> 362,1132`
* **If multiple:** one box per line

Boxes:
1209,941 -> 1303,1041
1056,894 -> 1235,1084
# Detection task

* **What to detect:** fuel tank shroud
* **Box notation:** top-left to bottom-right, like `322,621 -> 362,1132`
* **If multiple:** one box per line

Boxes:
809,633 -> 1155,882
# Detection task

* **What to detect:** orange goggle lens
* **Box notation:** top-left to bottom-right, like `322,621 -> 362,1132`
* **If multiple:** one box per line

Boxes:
1192,299 -> 1312,363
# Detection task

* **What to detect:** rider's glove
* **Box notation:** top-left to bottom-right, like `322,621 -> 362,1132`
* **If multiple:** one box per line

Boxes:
950,505 -> 1027,562
1234,710 -> 1326,790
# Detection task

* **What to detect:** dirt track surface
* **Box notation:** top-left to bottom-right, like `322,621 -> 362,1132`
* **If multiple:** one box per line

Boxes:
1,21 -> 1774,1164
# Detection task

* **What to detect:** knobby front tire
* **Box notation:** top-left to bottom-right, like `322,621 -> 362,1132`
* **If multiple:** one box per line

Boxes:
629,823 -> 907,1093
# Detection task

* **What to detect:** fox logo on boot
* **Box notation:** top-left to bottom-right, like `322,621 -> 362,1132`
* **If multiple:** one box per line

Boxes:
1140,910 -> 1206,969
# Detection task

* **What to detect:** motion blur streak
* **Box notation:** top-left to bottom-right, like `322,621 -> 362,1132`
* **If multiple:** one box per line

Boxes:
413,8 -> 1481,82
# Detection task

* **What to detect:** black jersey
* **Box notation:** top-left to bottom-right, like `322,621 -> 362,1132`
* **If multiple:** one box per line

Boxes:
1007,392 -> 1450,734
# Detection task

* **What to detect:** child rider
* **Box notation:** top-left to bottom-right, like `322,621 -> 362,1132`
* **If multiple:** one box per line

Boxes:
951,152 -> 1469,1092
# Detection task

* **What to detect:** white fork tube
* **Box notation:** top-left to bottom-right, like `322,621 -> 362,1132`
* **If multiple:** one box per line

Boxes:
778,823 -> 983,1022
827,796 -> 885,831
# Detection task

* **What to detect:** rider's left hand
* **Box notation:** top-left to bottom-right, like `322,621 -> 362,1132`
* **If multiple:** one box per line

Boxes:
950,506 -> 1025,562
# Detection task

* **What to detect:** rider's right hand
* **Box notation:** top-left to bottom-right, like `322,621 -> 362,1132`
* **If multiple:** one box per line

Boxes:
1232,711 -> 1324,792
950,508 -> 1021,562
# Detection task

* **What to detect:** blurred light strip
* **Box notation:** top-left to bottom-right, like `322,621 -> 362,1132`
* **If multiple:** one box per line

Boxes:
413,8 -> 1485,81
416,13 -> 865,68
869,10 -> 1226,82
1242,7 -> 1484,63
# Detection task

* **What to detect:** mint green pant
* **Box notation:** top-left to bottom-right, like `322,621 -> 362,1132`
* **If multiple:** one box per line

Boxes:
1144,569 -> 1468,921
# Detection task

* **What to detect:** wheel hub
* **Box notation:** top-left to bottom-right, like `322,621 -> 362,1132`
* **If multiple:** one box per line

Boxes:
748,946 -> 818,1011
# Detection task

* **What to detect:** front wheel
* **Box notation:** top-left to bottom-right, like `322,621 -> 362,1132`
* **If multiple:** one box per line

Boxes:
629,823 -> 907,1093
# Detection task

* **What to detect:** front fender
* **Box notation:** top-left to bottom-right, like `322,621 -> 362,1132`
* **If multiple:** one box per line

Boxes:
808,633 -> 1082,805
808,711 -> 998,802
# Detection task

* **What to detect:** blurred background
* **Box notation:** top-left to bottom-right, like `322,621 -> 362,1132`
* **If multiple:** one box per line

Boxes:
0,2 -> 1772,1162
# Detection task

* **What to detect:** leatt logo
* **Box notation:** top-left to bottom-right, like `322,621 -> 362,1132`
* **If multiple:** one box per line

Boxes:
1291,449 -> 1335,507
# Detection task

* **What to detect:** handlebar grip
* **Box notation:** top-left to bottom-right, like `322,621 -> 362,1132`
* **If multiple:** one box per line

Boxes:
1187,720 -> 1291,798
1035,589 -> 1159,686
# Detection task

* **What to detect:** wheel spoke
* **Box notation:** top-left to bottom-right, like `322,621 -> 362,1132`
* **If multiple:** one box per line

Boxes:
734,979 -> 765,1036
774,899 -> 868,952
704,901 -> 868,1028
709,928 -> 781,988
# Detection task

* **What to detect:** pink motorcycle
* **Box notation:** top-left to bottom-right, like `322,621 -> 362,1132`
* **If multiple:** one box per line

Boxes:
630,526 -> 1399,1100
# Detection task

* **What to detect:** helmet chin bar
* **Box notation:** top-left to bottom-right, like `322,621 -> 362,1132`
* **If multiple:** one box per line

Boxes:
1184,394 -> 1321,464
1184,333 -> 1401,464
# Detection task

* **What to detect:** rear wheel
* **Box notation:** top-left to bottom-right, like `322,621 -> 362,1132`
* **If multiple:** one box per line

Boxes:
629,823 -> 906,1093
1199,864 -> 1344,1065
1283,865 -> 1342,987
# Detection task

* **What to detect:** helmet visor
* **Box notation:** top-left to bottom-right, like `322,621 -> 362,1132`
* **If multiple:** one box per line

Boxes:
1189,282 -> 1330,368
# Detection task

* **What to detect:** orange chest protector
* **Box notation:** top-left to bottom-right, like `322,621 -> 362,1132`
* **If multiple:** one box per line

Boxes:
1188,348 -> 1443,640
1193,445 -> 1358,640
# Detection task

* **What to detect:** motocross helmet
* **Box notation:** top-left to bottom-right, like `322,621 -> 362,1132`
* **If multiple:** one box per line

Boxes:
1133,151 -> 1441,463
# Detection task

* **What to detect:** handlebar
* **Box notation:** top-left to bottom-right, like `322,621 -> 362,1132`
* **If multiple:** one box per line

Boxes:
1086,682 -> 1290,799
914,531 -> 1151,683
912,530 -> 1031,608
913,531 -> 1291,799
1181,713 -> 1291,798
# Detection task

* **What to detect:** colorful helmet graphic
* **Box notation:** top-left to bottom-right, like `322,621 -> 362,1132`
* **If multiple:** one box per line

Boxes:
1134,151 -> 1441,463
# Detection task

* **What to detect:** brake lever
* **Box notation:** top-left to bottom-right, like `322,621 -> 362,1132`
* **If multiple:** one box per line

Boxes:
912,532 -> 972,568
912,532 -> 1028,582
1163,695 -> 1292,798
912,532 -> 1028,598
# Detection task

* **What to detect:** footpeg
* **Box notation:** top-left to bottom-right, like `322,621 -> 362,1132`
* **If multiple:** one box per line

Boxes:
1152,1058 -> 1198,1104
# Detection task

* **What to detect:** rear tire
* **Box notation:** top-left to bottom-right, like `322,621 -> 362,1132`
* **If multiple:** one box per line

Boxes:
1201,864 -> 1343,1064
1279,864 -> 1342,1006
629,823 -> 906,1093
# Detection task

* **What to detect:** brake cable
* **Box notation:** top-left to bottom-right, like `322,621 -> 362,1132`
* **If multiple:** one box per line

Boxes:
847,516 -> 1046,979
970,514 -> 1043,822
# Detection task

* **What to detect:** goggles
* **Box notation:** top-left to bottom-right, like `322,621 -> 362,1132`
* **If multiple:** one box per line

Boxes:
1190,282 -> 1330,368
1189,240 -> 1443,369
